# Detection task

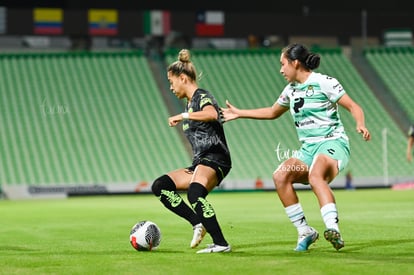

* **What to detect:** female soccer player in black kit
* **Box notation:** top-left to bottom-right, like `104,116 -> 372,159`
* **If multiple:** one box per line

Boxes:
151,49 -> 232,253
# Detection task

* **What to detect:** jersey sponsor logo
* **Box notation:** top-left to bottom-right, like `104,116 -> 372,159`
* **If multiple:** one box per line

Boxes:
293,97 -> 304,113
192,197 -> 215,218
161,190 -> 183,207
294,119 -> 315,128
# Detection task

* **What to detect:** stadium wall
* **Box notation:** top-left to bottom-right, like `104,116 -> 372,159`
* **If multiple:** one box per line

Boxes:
2,9 -> 413,46
3,176 -> 410,200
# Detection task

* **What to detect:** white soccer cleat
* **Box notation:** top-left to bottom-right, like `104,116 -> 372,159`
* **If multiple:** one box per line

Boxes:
294,227 -> 319,251
196,244 -> 232,254
191,223 -> 206,248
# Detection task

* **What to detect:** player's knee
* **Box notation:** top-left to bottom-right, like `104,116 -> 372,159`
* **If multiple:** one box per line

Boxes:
187,182 -> 208,205
151,175 -> 175,196
273,168 -> 284,185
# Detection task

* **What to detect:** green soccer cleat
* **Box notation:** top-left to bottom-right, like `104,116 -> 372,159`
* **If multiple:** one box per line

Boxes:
324,228 -> 345,250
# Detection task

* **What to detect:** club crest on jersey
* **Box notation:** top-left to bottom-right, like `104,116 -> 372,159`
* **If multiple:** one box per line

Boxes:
306,86 -> 314,97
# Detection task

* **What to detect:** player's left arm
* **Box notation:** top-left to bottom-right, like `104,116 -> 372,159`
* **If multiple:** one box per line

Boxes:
186,104 -> 218,121
338,94 -> 371,141
168,105 -> 217,127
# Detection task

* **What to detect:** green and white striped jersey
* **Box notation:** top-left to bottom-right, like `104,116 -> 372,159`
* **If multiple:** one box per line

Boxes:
277,72 -> 348,143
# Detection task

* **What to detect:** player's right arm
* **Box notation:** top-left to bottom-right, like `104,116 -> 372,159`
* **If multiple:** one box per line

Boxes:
222,100 -> 288,122
338,93 -> 370,141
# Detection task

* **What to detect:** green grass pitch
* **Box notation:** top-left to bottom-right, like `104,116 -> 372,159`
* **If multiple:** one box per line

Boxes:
1,188 -> 413,274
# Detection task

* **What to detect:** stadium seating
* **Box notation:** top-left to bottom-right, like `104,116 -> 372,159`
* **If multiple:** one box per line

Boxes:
1,48 -> 413,191
364,47 -> 414,122
0,51 -> 190,187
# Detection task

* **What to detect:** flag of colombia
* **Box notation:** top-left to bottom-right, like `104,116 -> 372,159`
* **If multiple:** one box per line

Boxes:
33,8 -> 63,35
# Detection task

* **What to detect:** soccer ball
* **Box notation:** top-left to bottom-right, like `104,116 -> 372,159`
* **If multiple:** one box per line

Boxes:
129,220 -> 162,251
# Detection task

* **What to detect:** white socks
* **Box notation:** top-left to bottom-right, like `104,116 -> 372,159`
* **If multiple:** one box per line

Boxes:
285,202 -> 340,234
321,202 -> 340,231
285,203 -> 309,235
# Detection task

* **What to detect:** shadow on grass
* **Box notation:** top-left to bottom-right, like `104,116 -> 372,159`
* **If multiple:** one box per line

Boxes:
0,246 -> 39,252
214,238 -> 414,259
330,238 -> 414,255
5,238 -> 413,260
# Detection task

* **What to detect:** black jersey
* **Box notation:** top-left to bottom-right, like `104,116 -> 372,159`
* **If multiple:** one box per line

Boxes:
182,88 -> 231,168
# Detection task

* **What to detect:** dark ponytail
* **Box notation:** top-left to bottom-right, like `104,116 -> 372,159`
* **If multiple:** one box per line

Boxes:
282,43 -> 320,70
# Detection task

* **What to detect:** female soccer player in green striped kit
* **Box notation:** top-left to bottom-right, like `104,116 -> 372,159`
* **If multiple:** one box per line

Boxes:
222,43 -> 371,251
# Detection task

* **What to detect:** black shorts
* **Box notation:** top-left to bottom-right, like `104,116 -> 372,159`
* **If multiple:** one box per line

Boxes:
187,158 -> 231,185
